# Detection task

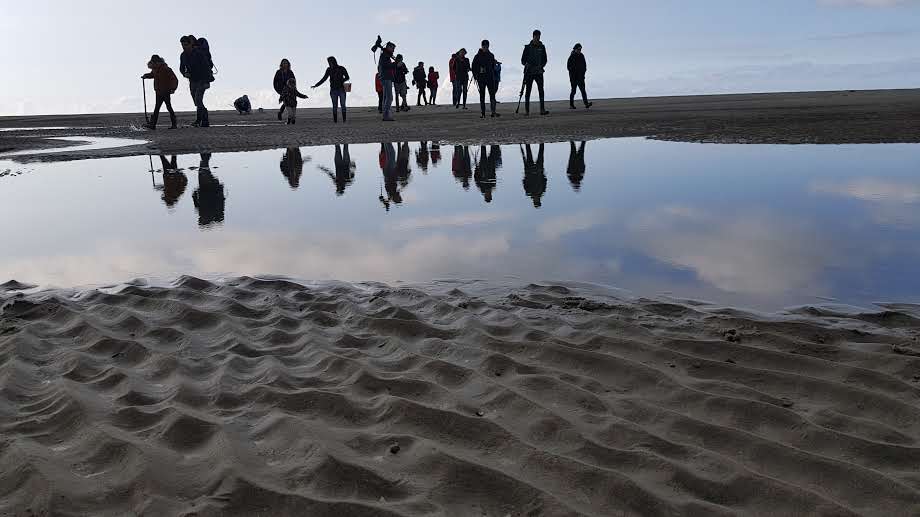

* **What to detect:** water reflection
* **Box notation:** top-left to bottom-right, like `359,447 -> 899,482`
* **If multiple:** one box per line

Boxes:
521,144 -> 547,208
379,143 -> 401,210
474,145 -> 502,203
317,144 -> 355,196
280,148 -> 304,189
431,143 -> 442,167
452,146 -> 473,190
415,141 -> 430,173
191,153 -> 226,227
567,141 -> 586,192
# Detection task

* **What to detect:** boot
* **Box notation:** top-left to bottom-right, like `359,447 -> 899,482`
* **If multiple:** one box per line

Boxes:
585,102 -> 593,109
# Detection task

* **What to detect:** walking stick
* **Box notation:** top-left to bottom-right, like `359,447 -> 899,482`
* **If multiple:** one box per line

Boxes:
515,75 -> 526,114
142,78 -> 149,124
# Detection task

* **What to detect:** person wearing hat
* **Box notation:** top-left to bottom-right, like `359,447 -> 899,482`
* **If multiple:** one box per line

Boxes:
141,54 -> 179,129
567,43 -> 592,109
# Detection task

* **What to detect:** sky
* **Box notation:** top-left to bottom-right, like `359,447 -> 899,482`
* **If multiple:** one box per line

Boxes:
2,0 -> 920,115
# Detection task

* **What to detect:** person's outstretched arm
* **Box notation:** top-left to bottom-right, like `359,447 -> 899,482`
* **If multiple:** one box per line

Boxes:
313,68 -> 330,88
296,88 -> 308,99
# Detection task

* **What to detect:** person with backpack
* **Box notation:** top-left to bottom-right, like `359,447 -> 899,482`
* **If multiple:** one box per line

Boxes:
454,49 -> 470,109
279,78 -> 308,124
312,56 -> 350,123
179,35 -> 213,127
428,66 -> 440,105
394,54 -> 410,112
378,41 -> 397,121
141,54 -> 178,130
448,53 -> 459,107
412,61 -> 428,106
273,59 -> 296,121
568,43 -> 592,109
521,29 -> 549,116
471,40 -> 500,119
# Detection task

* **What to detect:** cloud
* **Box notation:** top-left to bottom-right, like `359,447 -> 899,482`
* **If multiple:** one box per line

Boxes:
818,0 -> 915,6
395,211 -> 514,231
811,178 -> 920,203
538,210 -> 607,241
375,8 -> 416,25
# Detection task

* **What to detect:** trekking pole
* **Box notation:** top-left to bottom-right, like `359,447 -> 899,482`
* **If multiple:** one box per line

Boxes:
515,75 -> 526,114
142,78 -> 149,124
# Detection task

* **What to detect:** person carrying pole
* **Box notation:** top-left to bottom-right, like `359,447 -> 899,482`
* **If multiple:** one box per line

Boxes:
472,40 -> 500,118
520,29 -> 549,116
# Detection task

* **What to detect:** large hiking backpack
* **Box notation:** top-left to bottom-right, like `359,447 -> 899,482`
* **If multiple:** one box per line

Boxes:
165,66 -> 179,93
197,37 -> 216,82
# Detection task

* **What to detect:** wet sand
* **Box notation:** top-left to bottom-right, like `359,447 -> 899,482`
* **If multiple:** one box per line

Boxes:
1,277 -> 920,516
2,89 -> 920,161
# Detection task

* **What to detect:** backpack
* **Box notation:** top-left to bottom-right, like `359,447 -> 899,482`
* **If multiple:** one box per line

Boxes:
165,66 -> 179,93
493,62 -> 502,84
197,37 -> 216,82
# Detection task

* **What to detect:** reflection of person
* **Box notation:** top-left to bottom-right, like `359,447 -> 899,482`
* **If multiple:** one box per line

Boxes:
280,147 -> 304,189
395,142 -> 412,188
566,141 -> 586,192
451,146 -> 472,190
415,141 -> 430,173
474,145 -> 502,203
157,155 -> 187,208
379,142 -> 401,210
192,153 -> 226,226
521,143 -> 547,208
332,144 -> 355,195
430,144 -> 442,166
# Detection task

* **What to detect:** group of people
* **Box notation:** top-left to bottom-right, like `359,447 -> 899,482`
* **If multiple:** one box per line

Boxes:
142,29 -> 591,129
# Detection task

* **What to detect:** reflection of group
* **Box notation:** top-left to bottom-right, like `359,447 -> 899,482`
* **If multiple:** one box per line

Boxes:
150,141 -> 588,220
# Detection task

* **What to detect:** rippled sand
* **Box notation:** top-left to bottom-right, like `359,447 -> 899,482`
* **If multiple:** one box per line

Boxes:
1,277 -> 919,516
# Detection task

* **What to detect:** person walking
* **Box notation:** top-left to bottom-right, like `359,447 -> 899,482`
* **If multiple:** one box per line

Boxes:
521,29 -> 549,116
273,59 -> 296,121
141,55 -> 178,130
179,36 -> 213,127
472,40 -> 500,118
394,54 -> 410,111
454,49 -> 470,109
378,42 -> 397,121
312,56 -> 350,123
568,43 -> 592,109
412,61 -> 428,106
449,53 -> 459,108
279,78 -> 308,124
427,66 -> 440,105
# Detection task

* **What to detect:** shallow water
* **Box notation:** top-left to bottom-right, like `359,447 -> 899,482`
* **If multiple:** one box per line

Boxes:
1,138 -> 918,309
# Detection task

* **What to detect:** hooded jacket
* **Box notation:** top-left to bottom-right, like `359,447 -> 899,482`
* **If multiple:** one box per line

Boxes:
412,66 -> 427,88
567,51 -> 587,79
454,55 -> 471,80
521,41 -> 548,75
144,63 -> 179,94
273,69 -> 296,95
471,50 -> 497,84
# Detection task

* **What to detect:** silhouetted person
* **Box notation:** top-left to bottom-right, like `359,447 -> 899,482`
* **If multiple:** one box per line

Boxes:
416,141 -> 430,172
413,61 -> 428,106
394,54 -> 410,112
452,146 -> 472,190
566,141 -> 586,191
273,59 -> 296,121
142,55 -> 178,130
474,145 -> 502,203
521,144 -> 546,208
332,144 -> 355,195
379,142 -> 401,210
454,49 -> 470,109
430,143 -> 442,166
280,147 -> 304,189
378,42 -> 397,121
192,153 -> 225,226
156,155 -> 187,208
428,66 -> 440,105
567,44 -> 592,110
521,30 -> 549,116
472,40 -> 500,119
312,56 -> 350,123
449,53 -> 459,107
179,36 -> 212,127
375,73 -> 384,113
280,78 -> 308,124
395,142 -> 412,188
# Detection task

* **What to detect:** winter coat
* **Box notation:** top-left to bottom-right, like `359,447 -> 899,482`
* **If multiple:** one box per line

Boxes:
280,83 -> 308,107
428,71 -> 440,89
567,52 -> 587,79
394,62 -> 409,85
144,63 -> 179,94
471,50 -> 497,85
378,50 -> 397,81
454,56 -> 471,80
180,47 -> 212,82
274,69 -> 296,95
448,57 -> 457,82
521,41 -> 548,75
412,66 -> 427,88
314,66 -> 350,90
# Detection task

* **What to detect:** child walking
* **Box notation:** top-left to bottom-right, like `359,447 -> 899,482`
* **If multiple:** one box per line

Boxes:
280,78 -> 308,124
141,55 -> 179,130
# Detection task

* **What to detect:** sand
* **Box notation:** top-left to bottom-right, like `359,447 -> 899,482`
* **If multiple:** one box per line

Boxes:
1,277 -> 920,516
2,89 -> 920,162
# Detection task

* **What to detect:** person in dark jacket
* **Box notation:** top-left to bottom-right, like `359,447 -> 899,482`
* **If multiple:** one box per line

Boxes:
471,40 -> 500,118
454,49 -> 470,109
378,42 -> 397,121
394,54 -> 410,112
449,53 -> 459,107
179,36 -> 213,127
428,67 -> 440,105
273,59 -> 296,121
567,43 -> 592,109
142,55 -> 178,130
521,29 -> 549,116
312,56 -> 350,123
412,62 -> 428,106
566,141 -> 586,191
474,145 -> 502,203
279,147 -> 304,189
192,153 -> 225,226
521,143 -> 547,207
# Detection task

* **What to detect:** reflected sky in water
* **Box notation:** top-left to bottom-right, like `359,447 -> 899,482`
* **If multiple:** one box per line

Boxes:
1,138 -> 918,309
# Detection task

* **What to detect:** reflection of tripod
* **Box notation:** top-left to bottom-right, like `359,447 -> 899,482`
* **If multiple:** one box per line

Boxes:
515,70 -> 527,114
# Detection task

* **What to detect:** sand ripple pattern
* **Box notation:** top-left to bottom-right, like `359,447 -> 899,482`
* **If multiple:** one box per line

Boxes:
2,277 -> 920,516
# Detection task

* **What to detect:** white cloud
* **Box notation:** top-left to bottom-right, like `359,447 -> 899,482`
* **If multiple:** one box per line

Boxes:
395,211 -> 514,231
811,178 -> 920,203
375,8 -> 416,25
818,0 -> 914,6
538,210 -> 607,241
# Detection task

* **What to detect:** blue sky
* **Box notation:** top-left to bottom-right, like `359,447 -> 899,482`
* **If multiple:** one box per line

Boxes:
2,0 -> 919,115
